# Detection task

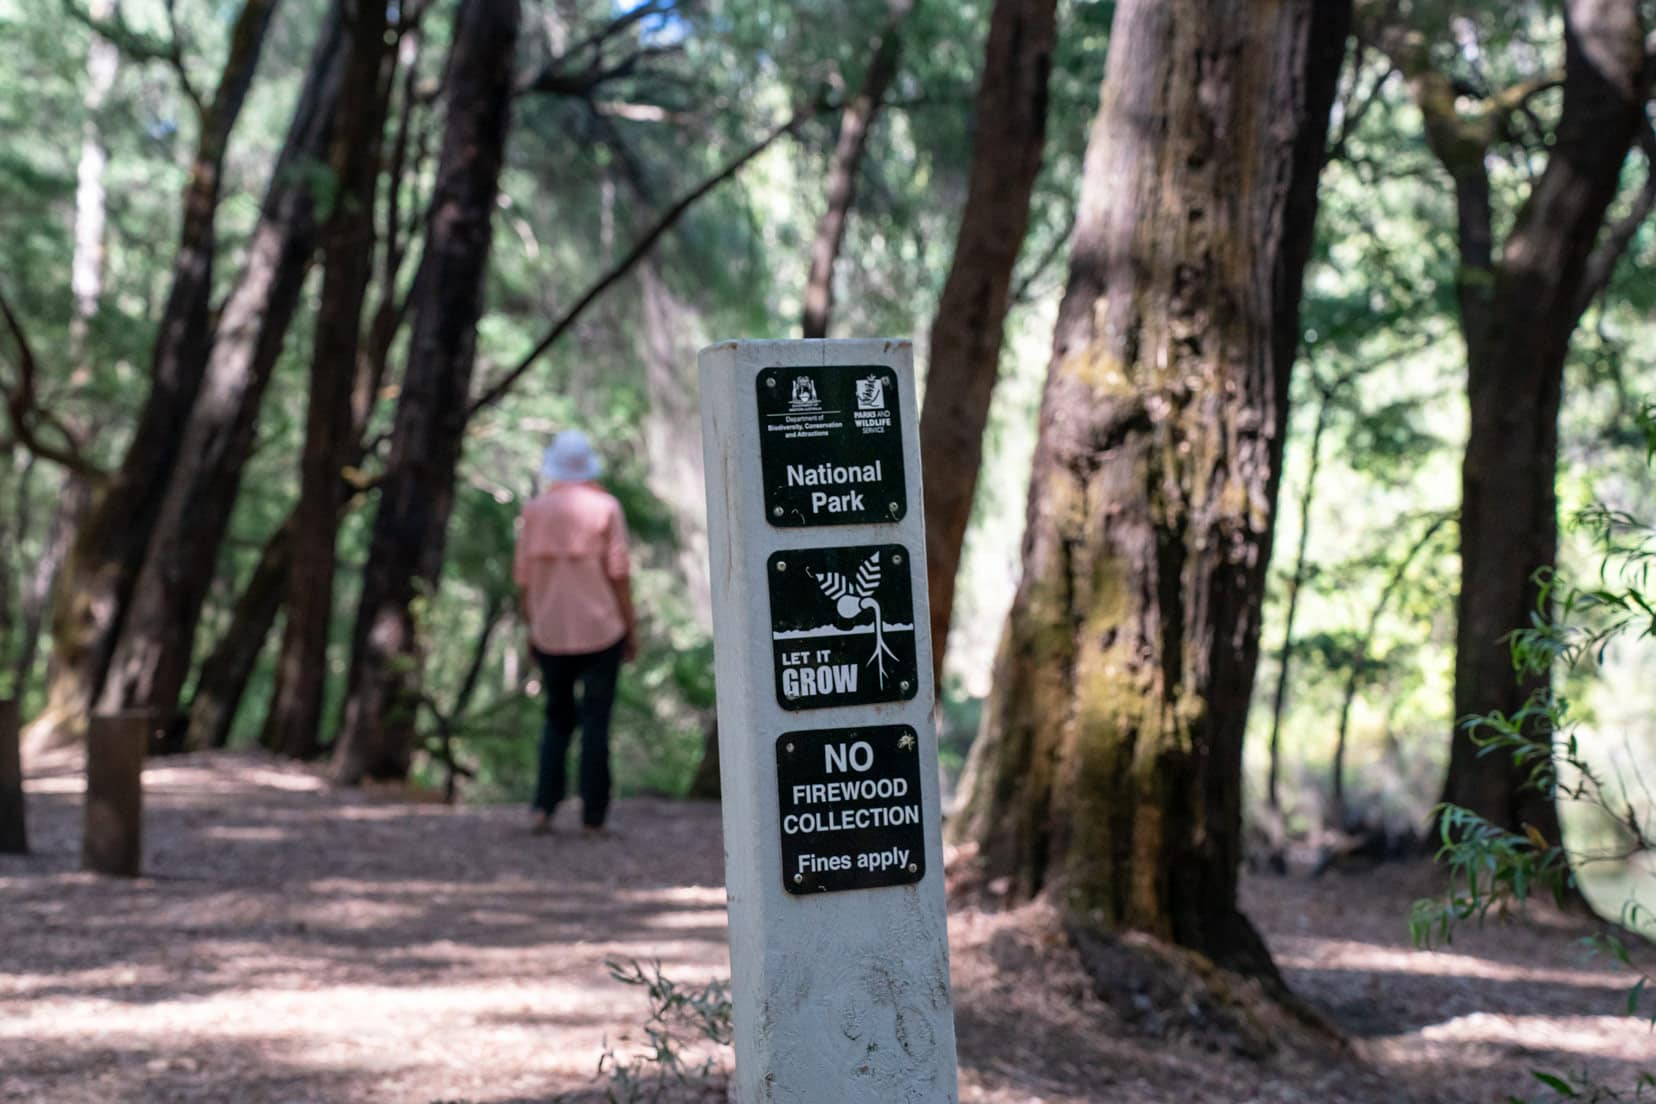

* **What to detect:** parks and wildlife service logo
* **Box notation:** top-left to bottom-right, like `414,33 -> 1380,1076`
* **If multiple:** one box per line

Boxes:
855,375 -> 885,410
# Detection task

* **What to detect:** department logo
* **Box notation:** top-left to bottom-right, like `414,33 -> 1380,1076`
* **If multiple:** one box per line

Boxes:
855,375 -> 886,411
790,376 -> 820,411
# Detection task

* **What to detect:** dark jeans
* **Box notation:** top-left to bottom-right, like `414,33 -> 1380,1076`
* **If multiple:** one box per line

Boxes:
532,639 -> 623,827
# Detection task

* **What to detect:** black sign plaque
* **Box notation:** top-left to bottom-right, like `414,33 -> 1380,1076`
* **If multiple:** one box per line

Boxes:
768,544 -> 918,711
756,364 -> 906,527
776,725 -> 926,895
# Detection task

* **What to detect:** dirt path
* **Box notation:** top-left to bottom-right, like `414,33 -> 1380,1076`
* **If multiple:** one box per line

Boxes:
1,753 -> 1648,1102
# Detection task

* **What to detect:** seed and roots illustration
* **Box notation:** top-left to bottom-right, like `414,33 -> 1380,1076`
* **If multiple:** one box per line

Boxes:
808,552 -> 899,687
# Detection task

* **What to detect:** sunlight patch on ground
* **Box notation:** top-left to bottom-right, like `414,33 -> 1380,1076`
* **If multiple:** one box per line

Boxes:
0,972 -> 653,1088
1416,1012 -> 1650,1059
637,905 -> 729,931
1272,934 -> 1630,989
143,764 -> 330,793
25,774 -> 88,795
198,825 -> 292,843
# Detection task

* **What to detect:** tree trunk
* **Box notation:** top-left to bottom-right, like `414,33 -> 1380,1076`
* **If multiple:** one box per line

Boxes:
19,5 -> 117,710
27,0 -> 280,754
98,13 -> 346,727
1332,513 -> 1449,822
263,0 -> 392,761
687,719 -> 720,800
639,259 -> 713,629
185,517 -> 293,750
0,699 -> 26,854
82,710 -> 149,877
332,0 -> 519,784
0,460 -> 24,686
1440,0 -> 1649,838
1264,380 -> 1332,810
950,0 -> 1349,978
69,0 -> 121,365
916,0 -> 1056,686
798,0 -> 912,339
13,477 -> 90,698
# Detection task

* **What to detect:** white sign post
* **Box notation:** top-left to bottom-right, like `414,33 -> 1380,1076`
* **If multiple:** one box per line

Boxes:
700,339 -> 958,1102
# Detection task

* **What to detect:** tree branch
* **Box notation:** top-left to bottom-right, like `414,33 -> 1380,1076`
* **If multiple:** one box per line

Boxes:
1483,70 -> 1563,120
1576,111 -> 1656,319
558,0 -> 676,65
0,288 -> 104,480
160,0 -> 205,114
1358,5 -> 1561,167
1010,215 -> 1075,307
518,44 -> 682,99
64,0 -> 203,115
466,101 -> 825,417
1325,57 -> 1396,165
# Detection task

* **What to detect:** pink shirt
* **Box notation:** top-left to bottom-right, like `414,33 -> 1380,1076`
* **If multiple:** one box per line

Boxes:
514,483 -> 631,655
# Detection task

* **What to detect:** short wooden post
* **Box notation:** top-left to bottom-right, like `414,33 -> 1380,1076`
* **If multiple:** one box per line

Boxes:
700,339 -> 958,1100
83,710 -> 150,877
0,699 -> 26,855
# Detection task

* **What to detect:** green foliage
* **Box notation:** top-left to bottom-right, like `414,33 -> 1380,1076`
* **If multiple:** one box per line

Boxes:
586,958 -> 733,1103
1412,406 -> 1656,1100
1509,1070 -> 1656,1103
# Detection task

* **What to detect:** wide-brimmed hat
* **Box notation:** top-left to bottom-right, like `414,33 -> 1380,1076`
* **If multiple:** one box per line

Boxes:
540,430 -> 604,483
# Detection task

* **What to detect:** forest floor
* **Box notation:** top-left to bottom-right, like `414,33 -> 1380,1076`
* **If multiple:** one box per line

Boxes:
1,751 -> 1650,1104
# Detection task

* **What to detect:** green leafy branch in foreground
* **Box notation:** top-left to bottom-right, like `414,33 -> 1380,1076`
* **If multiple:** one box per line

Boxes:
1412,406 -> 1656,1103
1513,1069 -> 1656,1102
591,958 -> 733,1103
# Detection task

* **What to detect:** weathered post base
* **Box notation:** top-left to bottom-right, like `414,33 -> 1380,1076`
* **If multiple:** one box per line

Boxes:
83,710 -> 149,877
0,699 -> 26,855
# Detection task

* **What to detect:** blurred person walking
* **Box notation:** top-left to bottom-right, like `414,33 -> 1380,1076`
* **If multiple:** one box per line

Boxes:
515,431 -> 636,834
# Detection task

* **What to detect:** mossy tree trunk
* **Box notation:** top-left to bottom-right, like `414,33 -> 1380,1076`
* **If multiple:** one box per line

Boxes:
27,0 -> 280,754
97,15 -> 345,731
951,0 -> 1349,978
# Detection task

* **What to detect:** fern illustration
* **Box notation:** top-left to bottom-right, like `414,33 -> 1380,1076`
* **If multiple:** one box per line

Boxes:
808,552 -> 899,687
